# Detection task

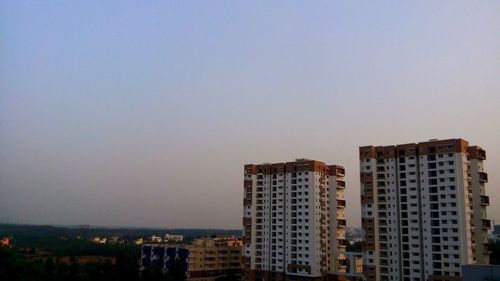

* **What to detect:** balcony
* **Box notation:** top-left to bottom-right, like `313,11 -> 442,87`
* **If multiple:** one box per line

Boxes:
337,199 -> 346,207
338,239 -> 347,247
481,195 -> 490,206
482,219 -> 491,229
470,147 -> 487,160
337,219 -> 346,227
479,172 -> 488,183
336,168 -> 345,176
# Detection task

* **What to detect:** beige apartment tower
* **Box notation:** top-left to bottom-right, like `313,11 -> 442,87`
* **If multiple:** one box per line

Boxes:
359,139 -> 491,281
243,159 -> 348,281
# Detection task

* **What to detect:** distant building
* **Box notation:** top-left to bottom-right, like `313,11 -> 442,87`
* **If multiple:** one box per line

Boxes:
92,237 -> 107,244
165,234 -> 184,243
141,236 -> 242,281
150,235 -> 162,243
494,225 -> 500,234
321,252 -> 364,281
1,237 -> 9,247
462,265 -> 500,281
490,225 -> 500,243
109,236 -> 121,244
135,238 -> 144,245
360,139 -> 491,281
345,252 -> 363,275
141,245 -> 189,277
243,159 -> 347,280
188,237 -> 242,280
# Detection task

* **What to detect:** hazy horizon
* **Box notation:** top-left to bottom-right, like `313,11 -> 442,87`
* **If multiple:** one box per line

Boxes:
1,1 -> 499,229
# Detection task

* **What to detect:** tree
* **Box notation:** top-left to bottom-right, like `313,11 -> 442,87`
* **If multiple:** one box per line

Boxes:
165,258 -> 186,281
491,240 -> 500,265
215,272 -> 240,281
346,241 -> 362,252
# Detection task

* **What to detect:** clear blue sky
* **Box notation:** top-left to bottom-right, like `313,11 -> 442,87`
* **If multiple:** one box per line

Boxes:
1,1 -> 499,228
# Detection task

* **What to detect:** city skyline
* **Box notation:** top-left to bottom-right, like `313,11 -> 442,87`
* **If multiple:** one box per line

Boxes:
1,1 -> 500,229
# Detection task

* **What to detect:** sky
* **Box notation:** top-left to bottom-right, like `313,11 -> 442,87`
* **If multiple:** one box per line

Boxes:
0,1 -> 499,229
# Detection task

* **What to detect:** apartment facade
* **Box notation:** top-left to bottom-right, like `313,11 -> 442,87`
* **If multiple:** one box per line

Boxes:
141,237 -> 242,281
188,237 -> 243,281
345,252 -> 363,275
359,139 -> 490,281
243,159 -> 347,281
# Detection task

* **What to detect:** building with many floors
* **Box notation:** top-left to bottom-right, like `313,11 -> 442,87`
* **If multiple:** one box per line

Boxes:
242,159 -> 347,281
359,139 -> 491,281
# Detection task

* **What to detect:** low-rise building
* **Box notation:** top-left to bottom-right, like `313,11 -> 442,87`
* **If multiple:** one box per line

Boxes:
188,237 -> 242,280
108,236 -> 121,244
141,237 -> 242,281
141,245 -> 189,274
150,235 -> 162,243
92,237 -> 107,244
345,252 -> 363,275
1,237 -> 10,247
165,234 -> 184,243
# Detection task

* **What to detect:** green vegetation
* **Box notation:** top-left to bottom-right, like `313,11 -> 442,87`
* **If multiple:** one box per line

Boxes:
491,240 -> 500,265
0,224 -> 240,281
0,246 -> 188,281
215,273 -> 240,281
0,247 -> 137,281
0,224 -> 241,244
346,241 -> 362,252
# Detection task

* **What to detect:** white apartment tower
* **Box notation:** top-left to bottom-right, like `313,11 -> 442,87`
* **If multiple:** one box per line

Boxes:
359,139 -> 491,281
243,159 -> 347,281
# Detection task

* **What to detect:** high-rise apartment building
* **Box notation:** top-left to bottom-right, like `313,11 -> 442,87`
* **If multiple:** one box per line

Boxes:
359,139 -> 491,281
242,159 -> 347,281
